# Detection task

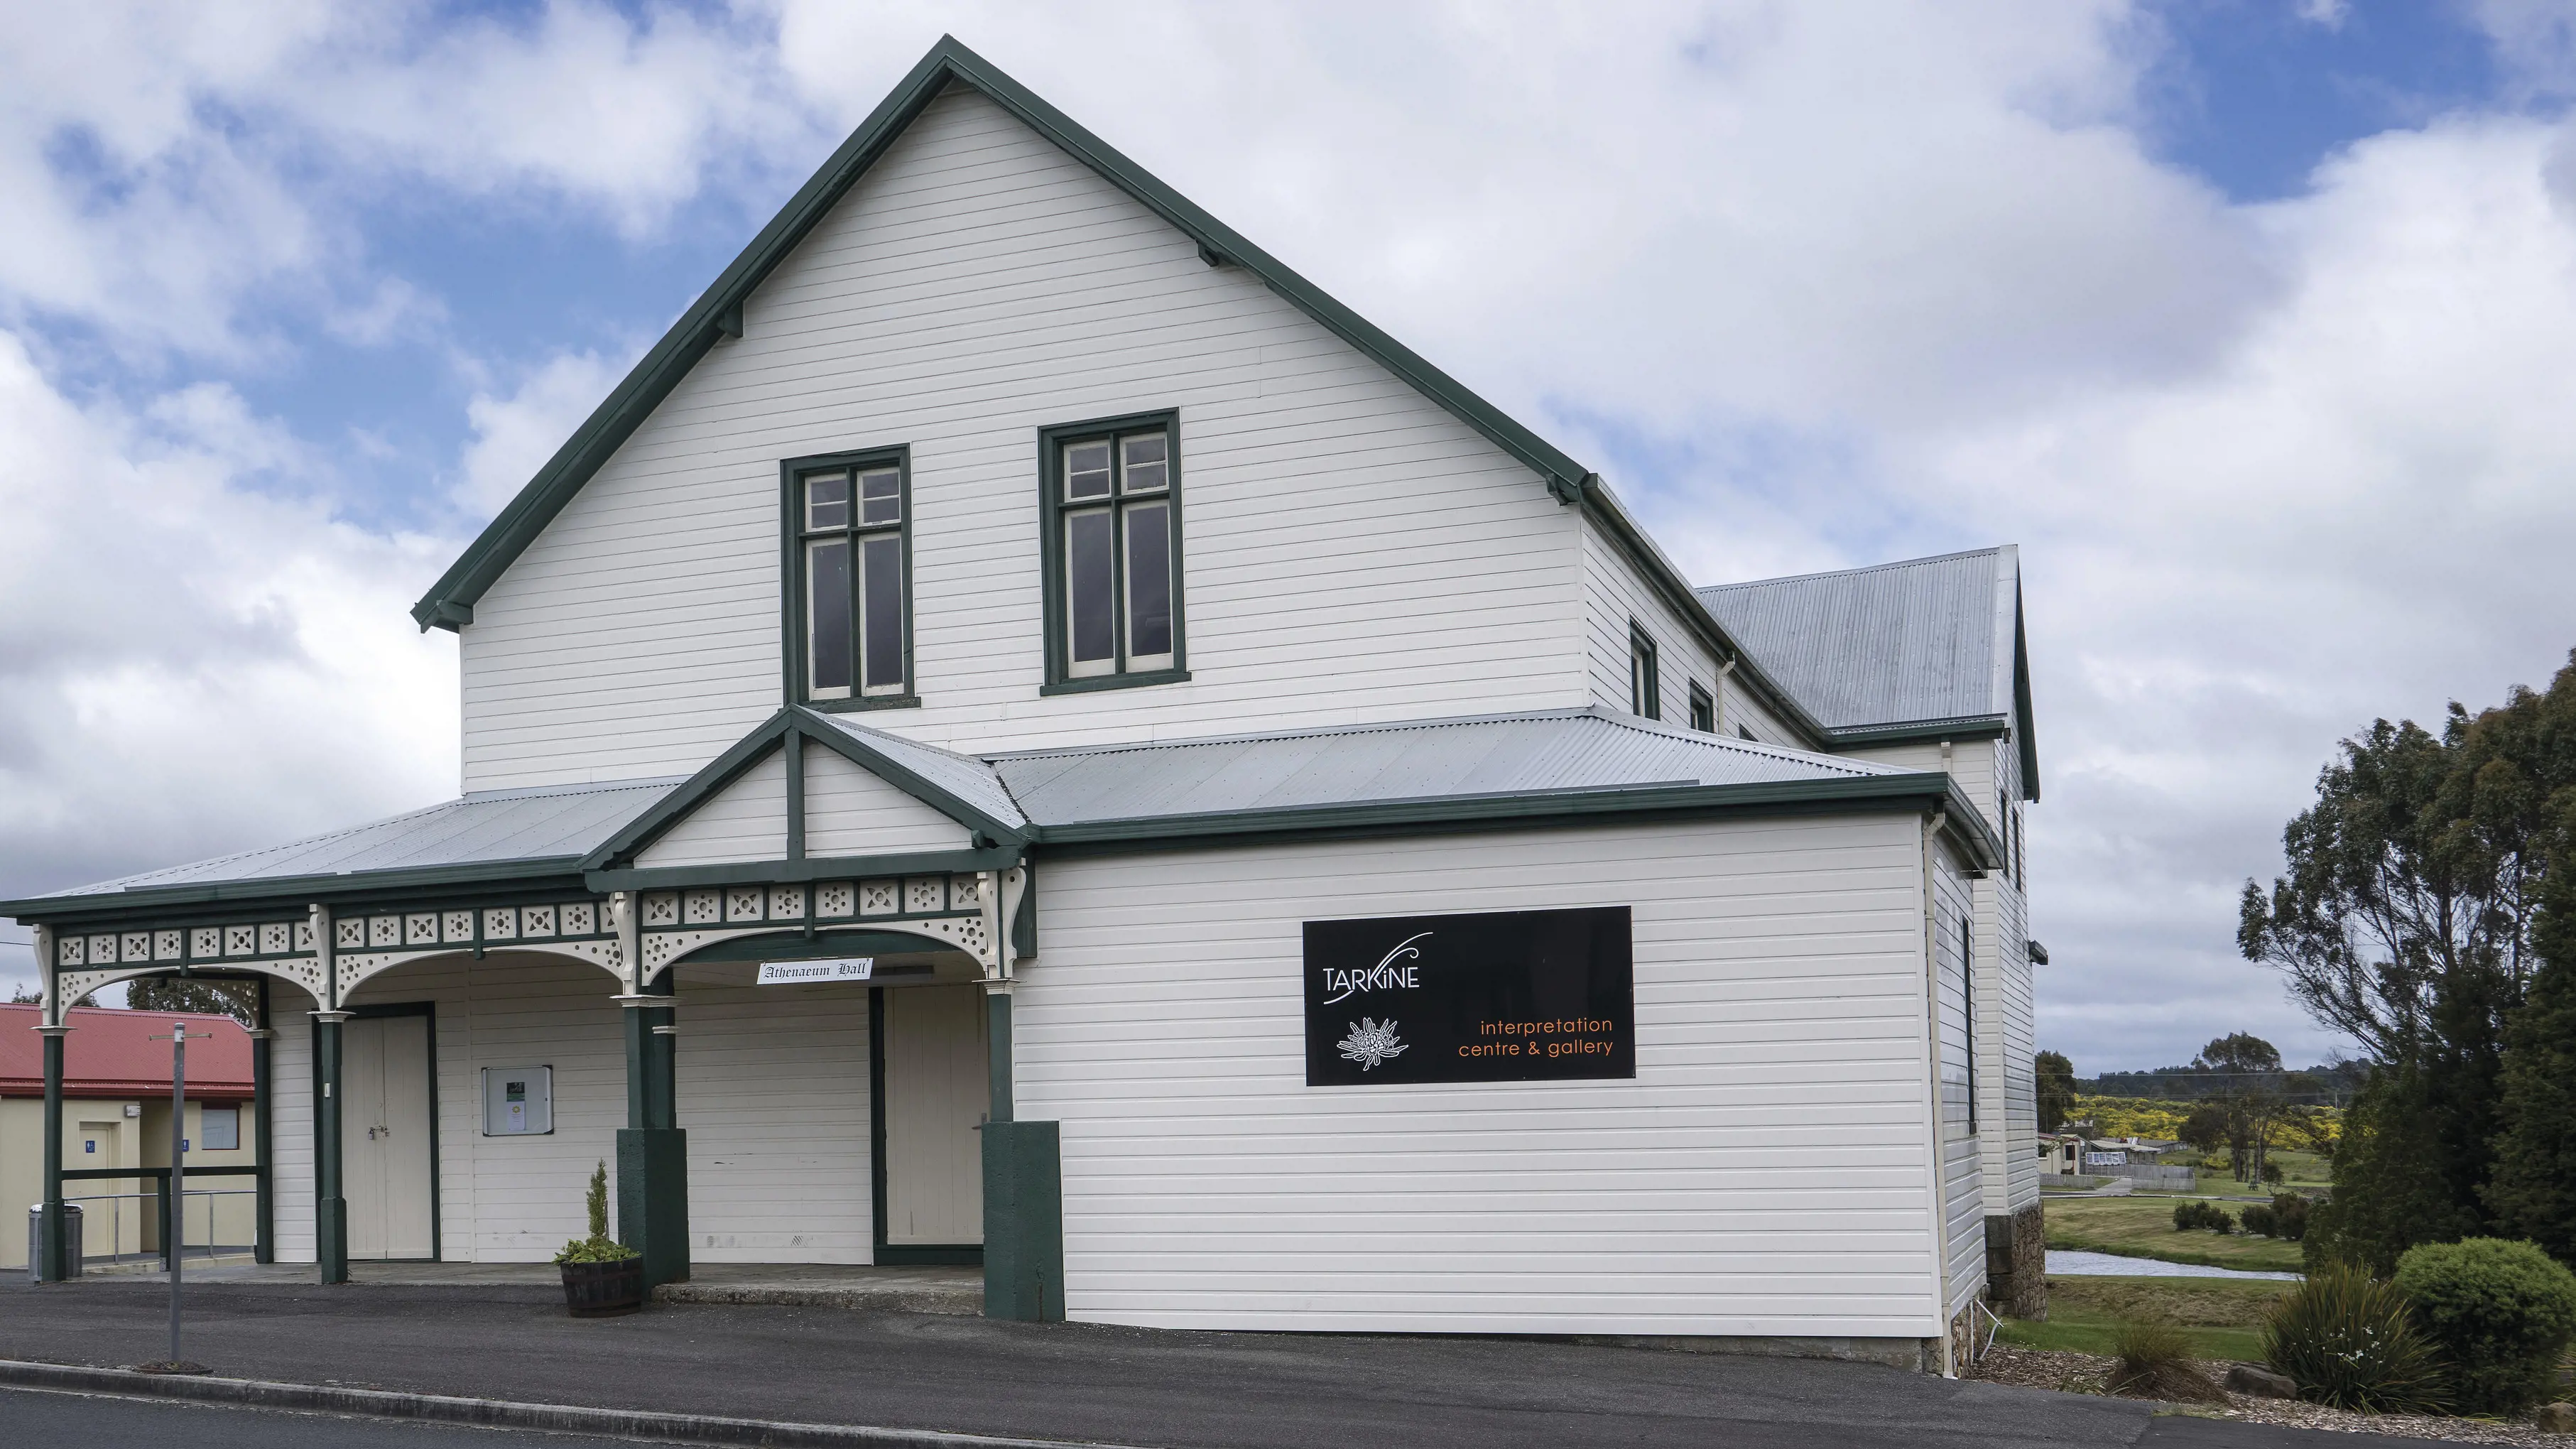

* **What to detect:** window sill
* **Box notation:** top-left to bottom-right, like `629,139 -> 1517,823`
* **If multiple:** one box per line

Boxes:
1039,668 -> 1191,698
800,694 -> 922,714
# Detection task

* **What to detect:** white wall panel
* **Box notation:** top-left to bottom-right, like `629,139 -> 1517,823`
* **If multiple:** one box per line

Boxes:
270,998 -> 316,1264
636,749 -> 787,868
460,85 -> 1587,791
1016,814 -> 1947,1339
342,951 -> 625,1261
674,961 -> 874,1262
803,748 -> 969,856
1929,842 -> 1987,1317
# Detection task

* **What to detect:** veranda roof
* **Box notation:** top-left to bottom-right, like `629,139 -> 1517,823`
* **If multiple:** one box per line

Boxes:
9,706 -> 1997,922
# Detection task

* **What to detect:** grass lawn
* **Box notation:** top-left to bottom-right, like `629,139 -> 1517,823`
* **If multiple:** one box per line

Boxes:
2044,1195 -> 2306,1272
1997,1276 -> 2293,1364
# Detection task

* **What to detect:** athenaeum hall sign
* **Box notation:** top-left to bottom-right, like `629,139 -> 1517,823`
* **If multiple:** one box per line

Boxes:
1301,907 -> 1634,1087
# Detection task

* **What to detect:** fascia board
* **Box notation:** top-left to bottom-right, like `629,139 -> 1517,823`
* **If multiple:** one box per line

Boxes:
2,859 -> 595,926
410,33 -> 1607,630
1028,772 -> 1983,855
585,845 -> 1021,893
1825,717 -> 2013,748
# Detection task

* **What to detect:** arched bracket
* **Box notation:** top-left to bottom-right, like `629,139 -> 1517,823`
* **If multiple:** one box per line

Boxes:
50,955 -> 329,1025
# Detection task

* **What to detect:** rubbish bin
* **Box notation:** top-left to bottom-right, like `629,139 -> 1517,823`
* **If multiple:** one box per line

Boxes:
25,1203 -> 82,1281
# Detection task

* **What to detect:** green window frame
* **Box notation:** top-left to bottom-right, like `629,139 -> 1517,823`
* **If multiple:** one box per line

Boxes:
781,446 -> 915,712
1687,681 -> 1715,733
1628,622 -> 1660,721
1038,409 -> 1188,695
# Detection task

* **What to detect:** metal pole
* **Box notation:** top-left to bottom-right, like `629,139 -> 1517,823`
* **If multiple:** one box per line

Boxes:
170,1021 -> 186,1367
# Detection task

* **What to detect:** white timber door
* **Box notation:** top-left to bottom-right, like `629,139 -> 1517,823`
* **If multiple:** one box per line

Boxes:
342,1014 -> 435,1259
881,984 -> 987,1247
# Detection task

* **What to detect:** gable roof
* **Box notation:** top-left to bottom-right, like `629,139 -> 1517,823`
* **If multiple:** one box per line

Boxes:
1695,546 -> 2038,799
582,706 -> 1029,872
410,33 -> 1588,634
403,34 -> 1822,745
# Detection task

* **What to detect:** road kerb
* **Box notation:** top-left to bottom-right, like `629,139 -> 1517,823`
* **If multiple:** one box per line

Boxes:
0,1357 -> 1126,1448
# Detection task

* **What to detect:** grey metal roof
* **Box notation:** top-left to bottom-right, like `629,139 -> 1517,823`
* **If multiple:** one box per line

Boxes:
986,707 -> 1907,829
38,778 -> 678,900
18,706 -> 1985,917
1695,548 -> 2018,734
804,712 -> 1028,830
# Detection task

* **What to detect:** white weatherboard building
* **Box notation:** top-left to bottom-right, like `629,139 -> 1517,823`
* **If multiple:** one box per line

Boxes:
9,38 -> 2042,1372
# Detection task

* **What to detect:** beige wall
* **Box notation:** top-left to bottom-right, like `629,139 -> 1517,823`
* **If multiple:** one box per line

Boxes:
2,1095 -> 259,1269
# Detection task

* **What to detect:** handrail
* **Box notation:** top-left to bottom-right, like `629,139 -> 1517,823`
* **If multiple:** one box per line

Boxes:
60,1164 -> 258,1181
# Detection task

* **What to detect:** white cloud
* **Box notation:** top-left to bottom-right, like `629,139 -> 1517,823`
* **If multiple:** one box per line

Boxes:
456,349 -> 629,517
0,327 -> 459,1001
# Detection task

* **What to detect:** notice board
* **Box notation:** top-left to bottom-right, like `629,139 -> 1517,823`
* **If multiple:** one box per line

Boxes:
1302,906 -> 1634,1087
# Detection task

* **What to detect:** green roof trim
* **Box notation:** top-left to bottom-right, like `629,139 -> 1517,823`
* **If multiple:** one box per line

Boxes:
400,35 -> 1810,744
579,706 -> 1028,872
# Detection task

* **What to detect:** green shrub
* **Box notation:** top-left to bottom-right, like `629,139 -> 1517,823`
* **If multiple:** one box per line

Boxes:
2172,1200 -> 2237,1233
2391,1238 -> 2576,1416
553,1159 -> 637,1266
2243,1203 -> 2278,1237
2263,1263 -> 2449,1413
2271,1193 -> 2309,1242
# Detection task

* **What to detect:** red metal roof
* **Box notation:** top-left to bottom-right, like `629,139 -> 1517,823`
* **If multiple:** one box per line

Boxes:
0,1004 -> 255,1100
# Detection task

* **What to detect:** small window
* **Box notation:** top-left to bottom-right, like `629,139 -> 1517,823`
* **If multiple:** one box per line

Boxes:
784,450 -> 911,709
2014,805 -> 2027,885
1738,724 -> 1756,742
200,1105 -> 239,1152
1040,412 -> 1186,693
1687,683 -> 1715,733
1628,624 -> 1660,720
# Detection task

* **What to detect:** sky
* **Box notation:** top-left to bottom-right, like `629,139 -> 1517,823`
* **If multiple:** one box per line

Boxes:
4,0 -> 2575,1073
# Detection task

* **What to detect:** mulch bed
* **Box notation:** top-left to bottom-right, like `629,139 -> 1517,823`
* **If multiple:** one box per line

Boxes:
1963,1346 -> 2575,1445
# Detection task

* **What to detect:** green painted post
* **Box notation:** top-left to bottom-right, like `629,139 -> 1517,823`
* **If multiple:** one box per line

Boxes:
985,984 -> 1013,1124
313,1011 -> 349,1285
616,975 -> 688,1288
38,1024 -> 69,1282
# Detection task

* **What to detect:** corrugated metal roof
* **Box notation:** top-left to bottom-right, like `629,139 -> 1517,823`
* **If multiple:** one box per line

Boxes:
805,713 -> 1028,830
40,778 -> 678,899
989,707 -> 1906,827
22,709 -> 1948,911
1,1004 -> 254,1097
1695,548 -> 2014,732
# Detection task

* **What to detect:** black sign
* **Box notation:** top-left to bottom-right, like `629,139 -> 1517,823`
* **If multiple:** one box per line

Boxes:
1303,907 -> 1633,1087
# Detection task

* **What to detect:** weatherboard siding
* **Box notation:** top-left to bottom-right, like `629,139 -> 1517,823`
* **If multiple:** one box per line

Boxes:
460,84 -> 1585,792
803,747 -> 971,856
1577,513 -> 1795,744
673,961 -> 875,1262
1930,842 -> 1987,1317
271,1004 -> 316,1264
635,749 -> 789,868
1015,814 -> 1949,1338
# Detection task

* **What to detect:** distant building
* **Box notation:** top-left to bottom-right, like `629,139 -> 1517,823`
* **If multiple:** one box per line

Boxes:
0,1004 -> 256,1269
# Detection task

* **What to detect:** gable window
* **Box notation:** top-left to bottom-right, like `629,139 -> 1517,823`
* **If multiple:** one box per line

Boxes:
783,448 -> 912,710
1687,682 -> 1715,733
1628,624 -> 1660,720
1039,411 -> 1186,694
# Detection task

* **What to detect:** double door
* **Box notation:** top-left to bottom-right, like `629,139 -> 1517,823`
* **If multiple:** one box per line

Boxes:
342,1014 -> 435,1259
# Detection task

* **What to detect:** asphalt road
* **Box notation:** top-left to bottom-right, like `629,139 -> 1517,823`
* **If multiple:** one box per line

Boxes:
0,1277 -> 2453,1449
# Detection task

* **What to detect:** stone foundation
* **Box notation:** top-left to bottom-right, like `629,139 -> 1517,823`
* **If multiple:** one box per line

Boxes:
1984,1204 -> 2048,1320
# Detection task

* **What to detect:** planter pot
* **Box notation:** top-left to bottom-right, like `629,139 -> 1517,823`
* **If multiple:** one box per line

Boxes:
560,1257 -> 645,1318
